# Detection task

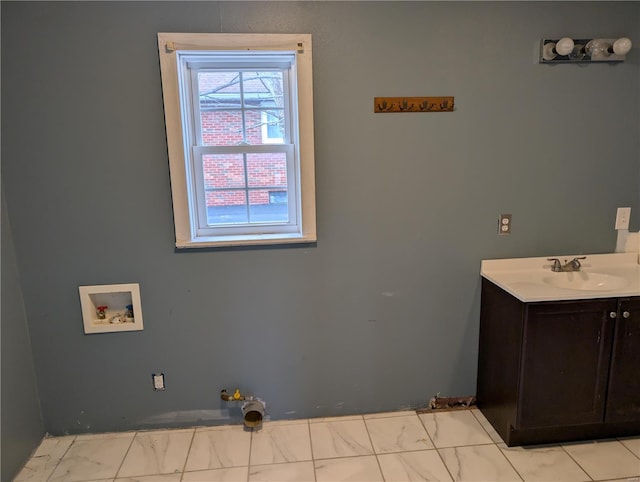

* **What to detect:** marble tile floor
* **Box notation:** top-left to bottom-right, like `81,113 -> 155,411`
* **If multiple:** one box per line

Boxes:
14,409 -> 640,482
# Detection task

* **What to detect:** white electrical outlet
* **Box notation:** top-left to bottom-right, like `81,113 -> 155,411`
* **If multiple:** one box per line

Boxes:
498,214 -> 512,235
152,373 -> 165,391
615,207 -> 631,230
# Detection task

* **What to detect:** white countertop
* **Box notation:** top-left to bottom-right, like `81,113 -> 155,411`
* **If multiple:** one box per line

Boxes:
481,253 -> 640,302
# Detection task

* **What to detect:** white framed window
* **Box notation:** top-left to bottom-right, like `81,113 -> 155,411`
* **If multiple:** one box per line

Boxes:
157,33 -> 316,248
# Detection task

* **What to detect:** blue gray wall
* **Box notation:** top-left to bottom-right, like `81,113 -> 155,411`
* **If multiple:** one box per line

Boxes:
1,191 -> 44,481
2,1 -> 639,439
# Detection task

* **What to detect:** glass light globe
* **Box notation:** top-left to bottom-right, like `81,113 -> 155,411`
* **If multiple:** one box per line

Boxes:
555,37 -> 575,56
613,37 -> 632,56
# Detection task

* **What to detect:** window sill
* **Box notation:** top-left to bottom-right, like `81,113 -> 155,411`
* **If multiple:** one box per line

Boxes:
176,232 -> 317,249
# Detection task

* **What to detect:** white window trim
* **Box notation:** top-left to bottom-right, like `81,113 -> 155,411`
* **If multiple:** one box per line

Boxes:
157,33 -> 316,248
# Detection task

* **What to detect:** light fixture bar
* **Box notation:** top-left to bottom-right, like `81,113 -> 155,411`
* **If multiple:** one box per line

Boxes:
540,37 -> 632,63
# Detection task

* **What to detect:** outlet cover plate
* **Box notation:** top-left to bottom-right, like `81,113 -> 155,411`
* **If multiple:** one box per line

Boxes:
152,373 -> 165,391
498,214 -> 512,235
615,207 -> 631,230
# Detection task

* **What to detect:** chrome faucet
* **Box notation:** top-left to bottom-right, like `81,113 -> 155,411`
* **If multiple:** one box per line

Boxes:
547,256 -> 587,272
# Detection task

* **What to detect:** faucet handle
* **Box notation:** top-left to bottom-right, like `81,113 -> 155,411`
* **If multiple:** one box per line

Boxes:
547,258 -> 562,272
570,256 -> 586,269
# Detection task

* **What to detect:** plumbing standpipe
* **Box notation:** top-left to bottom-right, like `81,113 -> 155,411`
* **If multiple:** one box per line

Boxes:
221,389 -> 266,428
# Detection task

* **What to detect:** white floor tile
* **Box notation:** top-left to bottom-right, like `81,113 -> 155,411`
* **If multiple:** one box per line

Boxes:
117,429 -> 193,477
596,479 -> 640,482
310,418 -> 373,459
184,426 -> 251,471
378,449 -> 453,481
14,436 -> 75,482
314,455 -> 383,482
309,415 -> 363,423
619,436 -> 640,458
365,414 -> 434,453
419,410 -> 493,448
32,436 -> 76,457
248,461 -> 315,481
75,431 -> 137,441
363,410 -> 417,420
438,444 -> 522,481
16,409 -> 638,482
250,421 -> 312,465
182,466 -> 248,481
562,439 -> 640,480
499,444 -> 590,482
116,475 -> 182,481
471,409 -> 505,444
48,433 -> 135,482
257,419 -> 309,426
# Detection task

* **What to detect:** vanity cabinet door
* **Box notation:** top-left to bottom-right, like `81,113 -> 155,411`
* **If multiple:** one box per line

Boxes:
516,300 -> 617,429
605,297 -> 640,423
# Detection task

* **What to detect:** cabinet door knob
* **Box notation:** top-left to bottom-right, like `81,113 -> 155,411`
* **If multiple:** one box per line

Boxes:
622,311 -> 630,319
609,312 -> 617,318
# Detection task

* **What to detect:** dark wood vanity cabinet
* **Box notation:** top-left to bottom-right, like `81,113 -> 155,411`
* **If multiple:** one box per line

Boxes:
477,279 -> 640,446
517,299 -> 616,430
606,296 -> 640,423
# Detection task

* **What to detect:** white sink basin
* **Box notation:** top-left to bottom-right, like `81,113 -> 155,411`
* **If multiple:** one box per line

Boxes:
481,252 -> 640,302
542,272 -> 629,291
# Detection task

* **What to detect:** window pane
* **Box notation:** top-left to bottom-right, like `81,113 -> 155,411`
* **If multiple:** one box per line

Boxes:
200,110 -> 244,146
203,154 -> 245,189
245,110 -> 284,145
248,190 -> 289,223
242,71 -> 284,108
206,190 -> 248,225
245,110 -> 284,144
199,71 -> 241,108
247,153 -> 287,188
246,152 -> 289,223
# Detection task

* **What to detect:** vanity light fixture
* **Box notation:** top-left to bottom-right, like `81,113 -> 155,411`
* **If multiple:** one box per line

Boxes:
540,37 -> 633,63
541,37 -> 575,61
